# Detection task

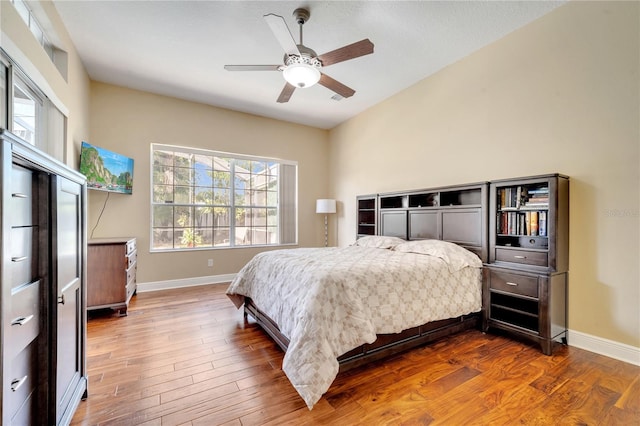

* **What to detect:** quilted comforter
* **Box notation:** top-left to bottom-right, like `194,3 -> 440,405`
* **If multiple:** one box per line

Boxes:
226,240 -> 482,409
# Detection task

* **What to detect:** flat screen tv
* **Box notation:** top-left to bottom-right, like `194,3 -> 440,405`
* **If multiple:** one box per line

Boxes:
79,141 -> 134,194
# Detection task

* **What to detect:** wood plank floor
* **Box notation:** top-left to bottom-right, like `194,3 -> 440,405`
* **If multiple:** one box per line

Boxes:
72,284 -> 640,425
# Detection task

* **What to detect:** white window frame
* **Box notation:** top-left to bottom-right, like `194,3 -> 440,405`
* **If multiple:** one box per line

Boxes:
150,143 -> 298,252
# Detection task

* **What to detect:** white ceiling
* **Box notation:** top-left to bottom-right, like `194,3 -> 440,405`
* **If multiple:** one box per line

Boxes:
52,1 -> 565,129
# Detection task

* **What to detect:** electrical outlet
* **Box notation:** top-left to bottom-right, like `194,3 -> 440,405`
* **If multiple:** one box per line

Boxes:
207,259 -> 213,267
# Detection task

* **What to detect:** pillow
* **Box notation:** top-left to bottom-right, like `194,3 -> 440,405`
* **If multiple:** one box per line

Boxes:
352,235 -> 406,249
393,239 -> 482,271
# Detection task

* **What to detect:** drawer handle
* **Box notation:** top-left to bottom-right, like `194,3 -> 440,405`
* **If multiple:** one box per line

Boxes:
513,255 -> 527,259
506,281 -> 519,286
11,315 -> 34,326
12,192 -> 28,199
11,376 -> 27,392
11,256 -> 28,263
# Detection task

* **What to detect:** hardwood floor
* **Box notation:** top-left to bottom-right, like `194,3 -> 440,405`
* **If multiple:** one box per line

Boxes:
72,284 -> 640,425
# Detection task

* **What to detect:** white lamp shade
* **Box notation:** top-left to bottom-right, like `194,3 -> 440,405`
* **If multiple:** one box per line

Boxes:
316,199 -> 336,214
283,63 -> 321,88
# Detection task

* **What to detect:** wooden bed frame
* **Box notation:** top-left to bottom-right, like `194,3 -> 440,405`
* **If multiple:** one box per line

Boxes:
245,298 -> 479,372
243,182 -> 488,373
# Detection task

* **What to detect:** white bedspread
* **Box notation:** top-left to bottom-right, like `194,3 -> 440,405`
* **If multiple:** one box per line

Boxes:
226,244 -> 482,409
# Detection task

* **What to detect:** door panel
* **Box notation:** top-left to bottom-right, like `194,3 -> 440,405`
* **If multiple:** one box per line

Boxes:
54,176 -> 84,424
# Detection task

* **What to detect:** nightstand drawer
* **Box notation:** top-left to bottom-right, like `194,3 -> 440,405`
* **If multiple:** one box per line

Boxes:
495,248 -> 547,267
489,269 -> 538,298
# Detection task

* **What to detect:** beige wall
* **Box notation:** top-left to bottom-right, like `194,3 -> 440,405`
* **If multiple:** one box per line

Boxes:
0,1 -> 91,165
330,1 -> 639,347
88,82 -> 330,283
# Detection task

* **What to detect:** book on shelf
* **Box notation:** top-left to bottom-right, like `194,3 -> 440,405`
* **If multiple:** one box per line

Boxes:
530,211 -> 539,236
527,187 -> 549,195
539,211 -> 547,237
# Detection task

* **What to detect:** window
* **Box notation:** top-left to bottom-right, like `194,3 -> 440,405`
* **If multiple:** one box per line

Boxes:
12,75 -> 43,146
151,144 -> 297,251
12,0 -> 55,62
0,49 -> 65,160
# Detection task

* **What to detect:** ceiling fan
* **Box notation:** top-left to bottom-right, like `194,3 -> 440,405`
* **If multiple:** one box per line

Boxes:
224,8 -> 374,103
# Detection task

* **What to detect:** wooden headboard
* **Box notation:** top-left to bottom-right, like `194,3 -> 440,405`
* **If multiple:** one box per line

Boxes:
375,182 -> 488,262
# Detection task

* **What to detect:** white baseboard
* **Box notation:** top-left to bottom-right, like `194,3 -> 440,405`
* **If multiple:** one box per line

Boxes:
568,329 -> 640,366
137,273 -> 237,293
136,278 -> 640,367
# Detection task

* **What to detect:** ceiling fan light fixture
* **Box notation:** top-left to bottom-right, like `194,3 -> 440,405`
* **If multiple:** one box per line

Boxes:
283,63 -> 320,88
283,55 -> 322,88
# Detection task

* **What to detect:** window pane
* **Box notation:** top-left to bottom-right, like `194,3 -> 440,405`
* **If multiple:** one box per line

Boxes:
153,206 -> 174,227
267,208 -> 278,226
174,186 -> 193,204
266,190 -> 277,206
175,206 -> 193,227
213,170 -> 230,187
235,189 -> 248,206
236,208 -> 250,226
214,207 -> 230,226
214,188 -> 230,205
194,187 -> 212,203
13,84 -> 37,145
267,226 -> 278,243
214,228 -> 230,246
154,150 -> 174,167
197,228 -> 213,247
195,206 -> 213,227
174,166 -> 193,185
195,168 -> 213,186
153,228 -> 174,250
153,184 -> 173,203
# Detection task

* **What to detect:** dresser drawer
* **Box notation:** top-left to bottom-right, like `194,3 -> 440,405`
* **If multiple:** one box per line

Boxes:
126,249 -> 137,269
9,280 -> 41,357
7,340 -> 37,421
126,262 -> 137,285
495,248 -> 547,267
126,279 -> 136,303
489,269 -> 538,298
126,239 -> 136,256
10,227 -> 37,289
10,165 -> 35,227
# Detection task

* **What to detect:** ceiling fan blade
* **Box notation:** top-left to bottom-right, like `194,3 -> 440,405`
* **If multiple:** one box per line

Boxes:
318,73 -> 355,99
264,13 -> 301,57
277,83 -> 296,103
317,39 -> 374,67
224,65 -> 282,71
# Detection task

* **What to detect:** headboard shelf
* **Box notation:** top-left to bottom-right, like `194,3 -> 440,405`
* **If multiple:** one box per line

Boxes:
358,182 -> 489,262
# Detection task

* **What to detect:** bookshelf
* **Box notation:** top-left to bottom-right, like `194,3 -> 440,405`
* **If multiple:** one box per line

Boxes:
483,174 -> 569,355
356,195 -> 377,238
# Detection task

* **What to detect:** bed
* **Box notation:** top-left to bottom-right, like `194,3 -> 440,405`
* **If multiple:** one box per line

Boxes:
226,184 -> 488,409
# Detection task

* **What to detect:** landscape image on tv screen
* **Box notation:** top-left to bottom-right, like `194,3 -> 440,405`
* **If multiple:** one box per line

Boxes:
80,141 -> 134,194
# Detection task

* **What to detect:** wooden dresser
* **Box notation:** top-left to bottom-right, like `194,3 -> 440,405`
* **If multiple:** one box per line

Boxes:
87,237 -> 137,316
